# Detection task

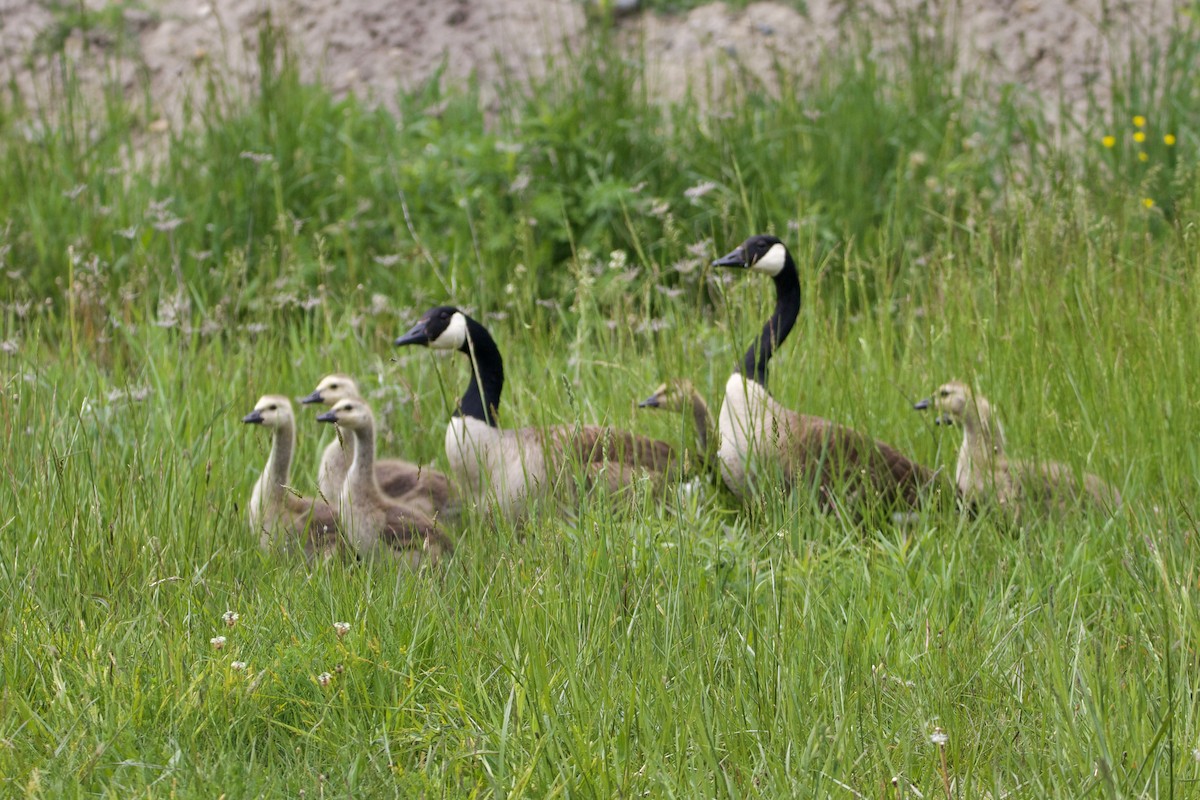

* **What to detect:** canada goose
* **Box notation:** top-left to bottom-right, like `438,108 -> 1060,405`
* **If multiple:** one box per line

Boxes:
638,378 -> 719,478
315,397 -> 454,566
914,381 -> 1122,515
301,374 -> 457,520
711,234 -> 940,515
242,395 -> 341,560
394,305 -> 680,517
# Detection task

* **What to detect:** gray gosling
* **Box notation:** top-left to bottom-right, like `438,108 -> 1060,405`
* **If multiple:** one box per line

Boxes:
638,378 -> 719,478
711,235 -> 941,515
914,380 -> 1122,516
316,397 -> 454,566
301,373 -> 457,519
394,306 -> 681,519
242,395 -> 341,560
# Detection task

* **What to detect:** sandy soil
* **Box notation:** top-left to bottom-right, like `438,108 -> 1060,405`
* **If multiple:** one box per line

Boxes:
0,0 -> 1188,128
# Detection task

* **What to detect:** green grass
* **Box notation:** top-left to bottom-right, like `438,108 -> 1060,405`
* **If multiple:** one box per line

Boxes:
3,13 -> 1200,799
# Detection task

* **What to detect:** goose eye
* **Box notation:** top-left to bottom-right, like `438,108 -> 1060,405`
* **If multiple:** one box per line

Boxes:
939,390 -> 950,398
268,404 -> 278,411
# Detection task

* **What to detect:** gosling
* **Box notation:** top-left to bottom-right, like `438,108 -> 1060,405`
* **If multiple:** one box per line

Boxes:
242,395 -> 342,560
302,373 -> 457,520
637,378 -> 719,479
914,381 -> 1122,517
316,397 -> 454,567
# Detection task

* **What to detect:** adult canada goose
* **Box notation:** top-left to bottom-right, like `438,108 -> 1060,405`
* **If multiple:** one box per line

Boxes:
301,374 -> 457,520
638,378 -> 719,479
711,234 -> 940,515
394,305 -> 680,517
316,397 -> 454,566
242,395 -> 341,560
914,380 -> 1122,515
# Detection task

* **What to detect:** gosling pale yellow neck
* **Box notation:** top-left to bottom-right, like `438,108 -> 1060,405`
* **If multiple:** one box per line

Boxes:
956,398 -> 1005,491
346,421 -> 385,506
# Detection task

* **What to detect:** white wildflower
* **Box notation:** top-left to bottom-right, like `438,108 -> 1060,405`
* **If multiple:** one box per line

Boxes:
683,181 -> 717,204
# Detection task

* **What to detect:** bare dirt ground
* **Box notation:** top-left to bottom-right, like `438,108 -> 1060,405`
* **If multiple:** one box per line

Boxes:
0,0 -> 1188,129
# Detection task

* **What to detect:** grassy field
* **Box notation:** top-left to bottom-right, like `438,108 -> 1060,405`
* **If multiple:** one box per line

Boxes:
3,16 -> 1200,799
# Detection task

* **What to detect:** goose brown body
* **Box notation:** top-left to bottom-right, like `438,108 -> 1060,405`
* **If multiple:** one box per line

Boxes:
712,235 -> 943,516
302,374 -> 457,519
317,398 -> 454,567
916,381 -> 1122,516
243,395 -> 341,560
396,306 -> 680,519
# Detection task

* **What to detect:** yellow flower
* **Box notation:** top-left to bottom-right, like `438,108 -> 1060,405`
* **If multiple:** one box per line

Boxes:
1164,134 -> 1177,146
1133,115 -> 1146,128
1133,131 -> 1146,143
1102,135 -> 1116,148
1142,198 -> 1155,208
1138,151 -> 1149,162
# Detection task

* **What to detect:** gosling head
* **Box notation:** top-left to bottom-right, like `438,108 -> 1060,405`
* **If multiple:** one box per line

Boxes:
394,305 -> 469,352
913,381 -> 973,426
242,395 -> 295,428
315,397 -> 373,432
638,378 -> 697,412
712,234 -> 790,277
301,374 -> 361,406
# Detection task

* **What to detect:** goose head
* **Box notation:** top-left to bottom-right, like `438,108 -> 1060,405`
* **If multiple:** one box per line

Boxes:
301,373 -> 361,406
914,381 -> 973,426
394,305 -> 469,352
315,397 -> 374,432
242,395 -> 295,429
712,234 -> 790,277
638,378 -> 697,412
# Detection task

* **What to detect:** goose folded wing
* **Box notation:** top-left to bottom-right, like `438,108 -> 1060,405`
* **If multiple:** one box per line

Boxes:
788,415 -> 936,503
380,505 -> 455,555
283,495 -> 342,547
554,424 -> 681,478
375,461 -> 424,498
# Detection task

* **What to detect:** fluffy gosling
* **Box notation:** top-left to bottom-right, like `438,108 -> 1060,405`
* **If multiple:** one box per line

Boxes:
316,397 -> 454,567
243,395 -> 341,560
915,380 -> 1122,517
302,373 -> 457,520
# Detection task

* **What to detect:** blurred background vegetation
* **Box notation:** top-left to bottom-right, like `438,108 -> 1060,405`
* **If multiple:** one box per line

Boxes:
2,8 -> 1195,328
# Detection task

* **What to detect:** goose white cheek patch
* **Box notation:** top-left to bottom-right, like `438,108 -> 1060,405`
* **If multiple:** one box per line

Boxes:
430,312 -> 469,351
751,243 -> 787,276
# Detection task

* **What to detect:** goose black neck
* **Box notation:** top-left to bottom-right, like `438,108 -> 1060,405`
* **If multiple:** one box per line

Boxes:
457,315 -> 504,426
739,258 -> 801,386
